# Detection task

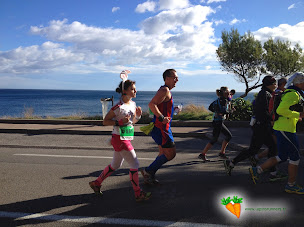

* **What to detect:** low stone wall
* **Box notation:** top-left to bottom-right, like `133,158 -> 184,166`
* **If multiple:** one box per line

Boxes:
0,119 -> 250,128
0,119 -> 302,132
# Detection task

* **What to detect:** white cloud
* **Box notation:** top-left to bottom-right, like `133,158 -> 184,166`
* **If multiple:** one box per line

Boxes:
201,0 -> 226,4
0,9 -> 218,75
229,18 -> 247,25
0,2 -> 221,75
140,5 -> 214,35
112,7 -> 120,13
288,4 -> 295,10
214,19 -> 225,26
0,41 -> 86,74
135,1 -> 156,13
253,21 -> 304,47
159,0 -> 190,10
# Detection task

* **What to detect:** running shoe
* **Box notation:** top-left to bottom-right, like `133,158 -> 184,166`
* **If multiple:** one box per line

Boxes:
249,167 -> 259,184
218,153 -> 228,160
223,160 -> 233,176
285,184 -> 304,194
198,153 -> 210,162
269,172 -> 288,182
89,181 -> 103,196
140,169 -> 159,185
135,190 -> 152,202
249,156 -> 258,167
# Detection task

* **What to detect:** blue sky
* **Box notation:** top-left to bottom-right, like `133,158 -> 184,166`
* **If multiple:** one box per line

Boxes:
1,0 -> 304,92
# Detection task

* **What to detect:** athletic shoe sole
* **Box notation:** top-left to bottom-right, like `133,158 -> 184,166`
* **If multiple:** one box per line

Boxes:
269,176 -> 288,182
198,155 -> 211,162
140,169 -> 160,186
285,188 -> 304,194
249,168 -> 258,184
89,181 -> 103,196
135,192 -> 152,202
223,160 -> 232,176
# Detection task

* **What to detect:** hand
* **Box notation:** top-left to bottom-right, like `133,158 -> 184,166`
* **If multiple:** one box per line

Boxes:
162,117 -> 171,124
122,115 -> 131,124
136,106 -> 142,117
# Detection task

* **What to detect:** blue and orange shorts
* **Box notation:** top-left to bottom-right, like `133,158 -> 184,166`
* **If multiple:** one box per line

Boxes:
151,126 -> 175,148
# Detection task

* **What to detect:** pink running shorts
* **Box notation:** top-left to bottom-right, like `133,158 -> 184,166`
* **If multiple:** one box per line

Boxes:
111,134 -> 134,152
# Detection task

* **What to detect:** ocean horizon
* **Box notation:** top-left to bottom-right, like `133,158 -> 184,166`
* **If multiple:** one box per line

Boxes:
0,89 -> 255,118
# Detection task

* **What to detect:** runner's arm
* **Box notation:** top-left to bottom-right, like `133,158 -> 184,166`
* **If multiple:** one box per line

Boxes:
132,106 -> 142,124
277,92 -> 301,119
103,109 -> 130,126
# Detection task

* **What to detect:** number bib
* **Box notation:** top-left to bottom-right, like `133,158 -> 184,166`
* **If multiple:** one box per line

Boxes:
119,125 -> 134,140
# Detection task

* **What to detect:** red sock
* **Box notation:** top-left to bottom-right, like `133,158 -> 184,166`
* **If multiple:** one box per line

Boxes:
129,169 -> 141,197
96,164 -> 115,185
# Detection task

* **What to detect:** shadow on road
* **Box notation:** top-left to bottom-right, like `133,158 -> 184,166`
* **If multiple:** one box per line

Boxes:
2,162 -> 304,227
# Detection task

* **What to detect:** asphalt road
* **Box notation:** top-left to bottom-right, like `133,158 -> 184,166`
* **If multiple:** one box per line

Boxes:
0,133 -> 304,227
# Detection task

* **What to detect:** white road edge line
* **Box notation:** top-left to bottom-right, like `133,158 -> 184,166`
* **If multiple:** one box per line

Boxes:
0,211 -> 227,227
13,153 -> 155,160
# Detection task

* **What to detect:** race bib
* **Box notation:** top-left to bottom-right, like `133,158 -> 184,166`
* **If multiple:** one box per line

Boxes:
119,125 -> 134,140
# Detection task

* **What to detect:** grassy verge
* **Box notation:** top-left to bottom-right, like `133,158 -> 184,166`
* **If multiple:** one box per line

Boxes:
172,104 -> 213,121
1,104 -> 213,123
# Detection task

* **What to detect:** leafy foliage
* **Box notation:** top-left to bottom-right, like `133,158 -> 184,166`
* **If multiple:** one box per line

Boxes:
216,29 -> 304,97
228,98 -> 253,121
216,28 -> 264,97
263,39 -> 304,77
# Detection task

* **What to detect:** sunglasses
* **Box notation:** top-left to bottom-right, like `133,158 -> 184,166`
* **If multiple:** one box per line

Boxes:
168,76 -> 179,81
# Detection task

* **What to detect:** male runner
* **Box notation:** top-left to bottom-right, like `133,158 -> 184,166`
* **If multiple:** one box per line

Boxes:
141,69 -> 178,185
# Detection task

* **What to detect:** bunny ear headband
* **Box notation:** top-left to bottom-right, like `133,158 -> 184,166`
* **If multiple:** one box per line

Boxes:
120,70 -> 131,94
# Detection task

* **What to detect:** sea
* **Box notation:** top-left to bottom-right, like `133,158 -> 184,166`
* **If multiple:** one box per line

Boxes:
0,89 -> 255,118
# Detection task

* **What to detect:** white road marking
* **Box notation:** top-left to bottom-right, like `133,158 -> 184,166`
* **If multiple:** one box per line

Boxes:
0,211 -> 226,226
13,153 -> 155,160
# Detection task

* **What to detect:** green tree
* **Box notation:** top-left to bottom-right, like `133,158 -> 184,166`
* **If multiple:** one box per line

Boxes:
228,98 -> 253,121
263,39 -> 304,77
216,28 -> 264,97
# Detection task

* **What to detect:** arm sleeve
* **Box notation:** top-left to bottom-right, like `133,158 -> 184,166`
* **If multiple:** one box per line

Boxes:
277,92 -> 300,119
255,91 -> 271,122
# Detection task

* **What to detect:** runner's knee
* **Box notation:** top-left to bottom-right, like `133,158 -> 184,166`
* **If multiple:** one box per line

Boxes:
164,149 -> 176,161
130,158 -> 139,169
210,137 -> 218,145
111,155 -> 123,170
225,135 -> 232,142
275,155 -> 288,163
110,162 -> 122,170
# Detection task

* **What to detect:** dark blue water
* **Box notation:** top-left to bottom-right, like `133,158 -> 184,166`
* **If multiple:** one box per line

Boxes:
0,89 -> 255,118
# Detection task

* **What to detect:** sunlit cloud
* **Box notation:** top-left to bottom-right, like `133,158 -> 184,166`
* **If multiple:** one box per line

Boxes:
229,18 -> 247,25
288,3 -> 295,10
253,21 -> 304,47
112,7 -> 120,13
201,0 -> 226,4
135,0 -> 156,13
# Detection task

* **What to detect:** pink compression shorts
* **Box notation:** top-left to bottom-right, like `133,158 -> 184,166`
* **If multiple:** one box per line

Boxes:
111,134 -> 134,152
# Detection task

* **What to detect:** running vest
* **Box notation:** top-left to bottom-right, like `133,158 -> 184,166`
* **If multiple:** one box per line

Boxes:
153,85 -> 174,129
